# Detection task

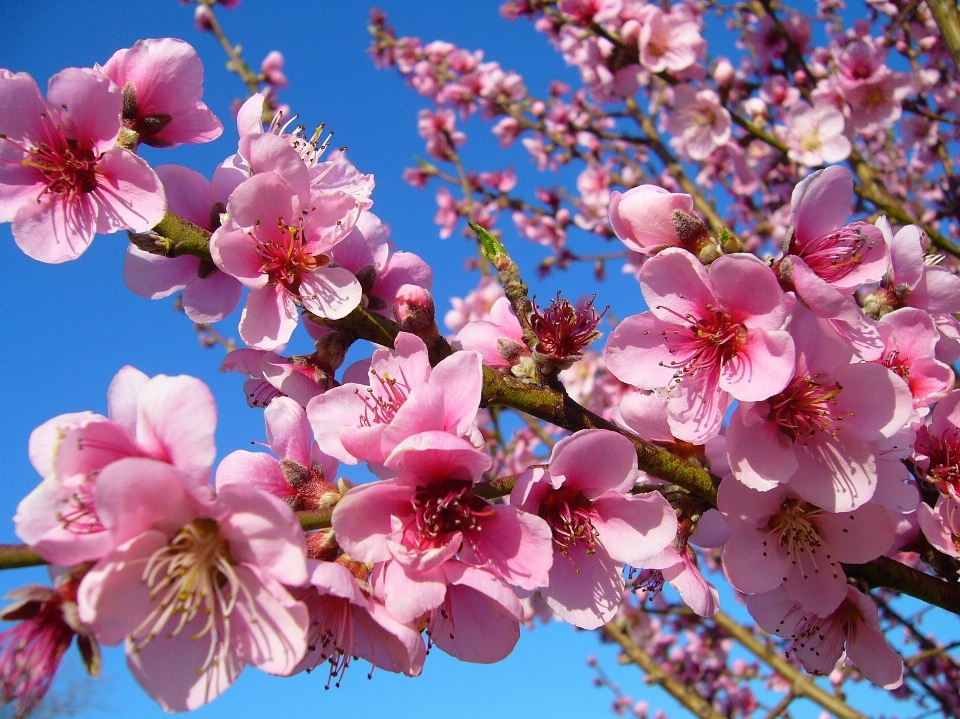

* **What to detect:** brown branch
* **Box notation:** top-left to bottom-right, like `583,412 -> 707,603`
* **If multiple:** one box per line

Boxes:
712,610 -> 868,719
844,555 -> 960,617
603,617 -> 730,719
928,0 -> 960,75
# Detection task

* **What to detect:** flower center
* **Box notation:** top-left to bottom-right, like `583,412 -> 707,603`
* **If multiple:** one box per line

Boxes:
131,519 -> 242,673
57,473 -> 104,535
767,375 -> 844,443
789,221 -> 878,284
766,498 -> 839,581
411,479 -> 492,551
657,304 -> 747,386
529,293 -> 606,360
916,425 -> 960,496
356,369 -> 411,426
254,218 -> 328,292
537,486 -> 598,557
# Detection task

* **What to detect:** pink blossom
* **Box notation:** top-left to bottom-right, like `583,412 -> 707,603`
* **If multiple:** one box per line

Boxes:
0,577 -> 98,718
914,390 -> 960,498
725,304 -> 913,510
608,185 -> 696,255
210,172 -> 363,350
606,248 -> 795,443
773,166 -> 887,357
0,69 -> 165,263
260,51 -> 288,88
511,430 -> 677,629
876,307 -> 953,412
781,101 -> 851,167
291,561 -> 425,682
917,494 -> 960,563
634,544 -> 720,617
221,348 -> 327,408
719,477 -> 895,616
332,431 -> 552,606
444,276 -> 505,332
100,38 -> 223,147
216,396 -> 339,511
307,332 -> 483,467
455,297 -> 530,371
15,366 -> 217,565
637,5 -> 706,74
123,164 -> 242,322
329,210 -> 433,316
665,85 -> 731,161
435,186 -> 459,238
78,458 -> 309,711
748,585 -> 903,688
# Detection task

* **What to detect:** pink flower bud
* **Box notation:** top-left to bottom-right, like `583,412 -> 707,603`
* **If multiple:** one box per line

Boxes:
393,284 -> 437,337
713,57 -> 735,90
608,185 -> 696,254
194,5 -> 214,31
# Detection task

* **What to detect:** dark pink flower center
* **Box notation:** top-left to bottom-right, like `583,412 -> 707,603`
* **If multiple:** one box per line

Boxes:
537,486 -> 598,557
356,369 -> 411,426
767,375 -> 844,443
916,425 -> 960,495
411,479 -> 493,551
57,473 -> 104,535
657,304 -> 747,385
530,293 -> 606,359
880,348 -> 911,381
254,217 -> 327,291
789,221 -> 879,285
3,114 -> 100,204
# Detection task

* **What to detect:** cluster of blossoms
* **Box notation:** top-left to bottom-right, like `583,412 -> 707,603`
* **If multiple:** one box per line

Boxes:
5,1 -> 960,717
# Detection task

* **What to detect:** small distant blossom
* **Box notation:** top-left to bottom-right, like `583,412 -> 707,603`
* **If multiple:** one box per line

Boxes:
261,51 -> 288,88
637,4 -> 706,74
782,101 -> 851,167
665,85 -> 732,161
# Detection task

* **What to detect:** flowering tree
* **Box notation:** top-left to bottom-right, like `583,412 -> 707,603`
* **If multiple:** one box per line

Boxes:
3,1 -> 960,718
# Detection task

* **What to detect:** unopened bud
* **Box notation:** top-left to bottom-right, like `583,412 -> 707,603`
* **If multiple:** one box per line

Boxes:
672,209 -> 712,257
194,5 -> 214,31
393,284 -> 437,340
713,57 -> 735,91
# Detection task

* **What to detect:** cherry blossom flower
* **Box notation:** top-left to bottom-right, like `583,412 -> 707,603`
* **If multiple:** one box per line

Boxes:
221,348 -> 328,408
78,458 -> 309,711
606,248 -> 795,443
773,165 -> 887,358
291,560 -> 425,682
636,5 -> 706,74
307,332 -> 484,467
875,307 -> 953,413
332,432 -> 553,625
16,366 -> 217,565
665,85 -> 731,161
210,171 -> 363,350
511,430 -> 677,629
725,305 -> 913,511
719,477 -> 895,616
455,297 -> 531,373
123,164 -> 242,323
0,68 -> 165,263
99,38 -> 223,148
216,396 -> 339,512
914,390 -> 960,498
748,585 -> 903,688
781,101 -> 851,167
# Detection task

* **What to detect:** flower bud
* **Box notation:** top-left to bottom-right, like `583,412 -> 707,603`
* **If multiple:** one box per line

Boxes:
194,5 -> 214,31
393,284 -> 438,340
608,185 -> 696,255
